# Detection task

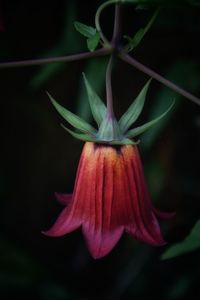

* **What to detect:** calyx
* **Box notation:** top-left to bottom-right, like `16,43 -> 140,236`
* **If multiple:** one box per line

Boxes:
47,74 -> 174,145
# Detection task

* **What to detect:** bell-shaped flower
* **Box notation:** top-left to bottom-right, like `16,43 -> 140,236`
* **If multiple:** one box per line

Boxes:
43,74 -> 174,258
43,142 -> 175,258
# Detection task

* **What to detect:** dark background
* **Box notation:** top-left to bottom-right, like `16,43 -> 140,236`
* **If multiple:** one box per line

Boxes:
0,1 -> 200,299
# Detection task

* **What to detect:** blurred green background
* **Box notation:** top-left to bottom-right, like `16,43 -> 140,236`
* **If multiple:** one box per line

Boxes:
0,0 -> 200,299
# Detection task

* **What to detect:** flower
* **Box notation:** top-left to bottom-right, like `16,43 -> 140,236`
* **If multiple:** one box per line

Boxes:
43,141 -> 173,259
43,72 -> 174,259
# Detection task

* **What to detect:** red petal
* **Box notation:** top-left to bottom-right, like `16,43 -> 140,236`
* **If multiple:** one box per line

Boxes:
42,143 -> 92,237
122,146 -> 166,246
43,143 -> 171,257
42,204 -> 82,237
82,144 -> 124,258
83,225 -> 123,259
55,193 -> 72,205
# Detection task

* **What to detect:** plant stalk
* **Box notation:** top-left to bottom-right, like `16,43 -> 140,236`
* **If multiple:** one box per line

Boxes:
0,48 -> 111,69
106,56 -> 115,118
120,52 -> 200,106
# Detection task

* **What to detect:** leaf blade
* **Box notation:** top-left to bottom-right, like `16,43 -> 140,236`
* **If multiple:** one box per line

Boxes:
74,21 -> 96,38
161,220 -> 200,260
124,8 -> 160,51
124,28 -> 144,51
87,32 -> 100,52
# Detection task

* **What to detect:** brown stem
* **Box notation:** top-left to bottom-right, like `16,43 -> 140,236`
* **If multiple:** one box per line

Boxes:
0,48 -> 111,69
120,52 -> 200,106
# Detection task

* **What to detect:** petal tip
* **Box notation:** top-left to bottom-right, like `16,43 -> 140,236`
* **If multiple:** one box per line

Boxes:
153,207 -> 176,219
54,192 -> 73,205
83,226 -> 124,259
41,228 -> 61,237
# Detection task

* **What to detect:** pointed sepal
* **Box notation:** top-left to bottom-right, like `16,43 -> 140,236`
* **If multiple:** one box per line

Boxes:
47,92 -> 97,134
119,79 -> 151,133
61,124 -> 96,142
97,113 -> 123,142
126,100 -> 175,138
83,73 -> 107,126
110,138 -> 139,145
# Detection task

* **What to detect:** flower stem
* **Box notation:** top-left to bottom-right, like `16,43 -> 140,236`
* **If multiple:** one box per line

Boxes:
0,48 -> 111,69
106,56 -> 115,118
95,0 -> 118,46
104,4 -> 121,119
0,1 -> 199,108
112,4 -> 121,46
120,52 -> 200,106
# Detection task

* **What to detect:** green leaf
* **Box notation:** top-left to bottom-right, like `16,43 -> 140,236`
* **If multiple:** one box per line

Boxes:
119,79 -> 151,133
124,8 -> 160,51
161,220 -> 200,260
82,73 -> 107,126
124,28 -> 144,51
132,28 -> 144,47
74,21 -> 97,38
87,32 -> 100,52
60,124 -> 95,142
47,92 -> 97,134
74,21 -> 100,51
126,100 -> 174,138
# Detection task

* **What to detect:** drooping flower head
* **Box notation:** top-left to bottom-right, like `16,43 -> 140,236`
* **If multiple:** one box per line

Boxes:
43,70 -> 174,259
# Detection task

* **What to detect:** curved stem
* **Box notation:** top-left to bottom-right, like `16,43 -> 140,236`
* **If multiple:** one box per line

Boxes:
106,56 -> 115,118
95,0 -> 118,46
112,4 -> 121,46
120,52 -> 200,106
0,48 -> 111,69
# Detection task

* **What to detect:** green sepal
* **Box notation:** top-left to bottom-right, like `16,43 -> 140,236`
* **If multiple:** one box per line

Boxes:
74,21 -> 97,38
47,92 -> 97,134
126,100 -> 175,138
94,138 -> 137,145
82,73 -> 107,126
110,138 -> 139,145
119,79 -> 151,133
61,124 -> 138,145
87,32 -> 100,52
97,114 -> 123,142
61,124 -> 96,142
